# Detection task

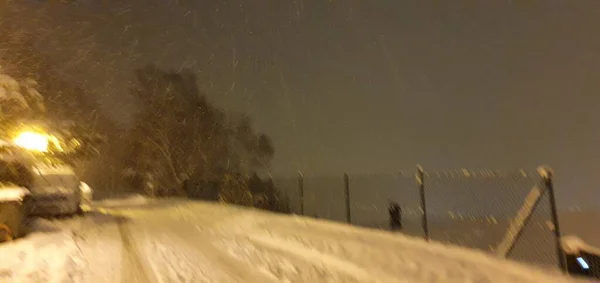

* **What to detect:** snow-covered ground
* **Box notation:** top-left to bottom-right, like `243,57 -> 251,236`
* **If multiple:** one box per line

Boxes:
0,197 -> 595,283
0,213 -> 123,283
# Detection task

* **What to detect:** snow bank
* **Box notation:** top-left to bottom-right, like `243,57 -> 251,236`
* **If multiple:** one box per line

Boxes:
0,214 -> 124,283
0,198 -> 590,283
125,201 -> 584,283
218,212 -> 578,283
0,224 -> 86,282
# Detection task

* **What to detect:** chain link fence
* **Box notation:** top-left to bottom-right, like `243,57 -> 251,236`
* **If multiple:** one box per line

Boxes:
272,167 -> 562,270
346,172 -> 423,237
423,169 -> 556,268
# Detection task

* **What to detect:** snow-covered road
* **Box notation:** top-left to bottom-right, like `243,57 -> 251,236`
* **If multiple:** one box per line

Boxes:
0,196 -> 594,283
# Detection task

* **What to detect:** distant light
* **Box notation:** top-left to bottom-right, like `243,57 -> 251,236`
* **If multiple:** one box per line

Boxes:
577,257 -> 590,270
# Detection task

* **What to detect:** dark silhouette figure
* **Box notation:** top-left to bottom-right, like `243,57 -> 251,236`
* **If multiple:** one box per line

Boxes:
389,201 -> 402,231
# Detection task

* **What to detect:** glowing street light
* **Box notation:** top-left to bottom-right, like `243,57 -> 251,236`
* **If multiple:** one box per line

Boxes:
13,131 -> 49,152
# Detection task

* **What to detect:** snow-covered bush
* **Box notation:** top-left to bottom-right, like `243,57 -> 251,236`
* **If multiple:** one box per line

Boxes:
0,73 -> 45,121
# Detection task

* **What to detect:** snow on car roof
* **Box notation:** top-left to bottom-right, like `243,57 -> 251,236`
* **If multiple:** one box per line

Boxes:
0,186 -> 30,201
31,163 -> 75,175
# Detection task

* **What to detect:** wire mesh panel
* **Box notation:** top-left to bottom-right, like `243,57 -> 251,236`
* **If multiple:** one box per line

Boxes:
303,175 -> 346,222
272,168 -> 561,270
510,193 -> 557,268
424,169 -> 541,252
348,172 -> 422,236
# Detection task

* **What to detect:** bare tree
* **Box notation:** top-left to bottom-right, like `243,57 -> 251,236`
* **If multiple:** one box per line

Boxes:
124,65 -> 275,203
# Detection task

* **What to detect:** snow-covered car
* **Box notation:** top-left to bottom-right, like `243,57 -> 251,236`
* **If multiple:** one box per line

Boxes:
0,140 -> 82,216
0,185 -> 31,241
28,163 -> 82,216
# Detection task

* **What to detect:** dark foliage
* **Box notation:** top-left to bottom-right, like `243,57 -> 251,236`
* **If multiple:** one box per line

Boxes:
248,173 -> 291,214
123,65 -> 289,211
0,160 -> 34,189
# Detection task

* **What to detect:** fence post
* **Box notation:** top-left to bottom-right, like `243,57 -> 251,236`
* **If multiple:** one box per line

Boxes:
298,171 -> 304,216
539,166 -> 567,272
417,165 -> 429,241
344,173 -> 351,224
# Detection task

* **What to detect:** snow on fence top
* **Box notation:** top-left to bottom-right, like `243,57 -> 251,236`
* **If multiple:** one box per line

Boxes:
423,168 -> 536,179
0,186 -> 30,202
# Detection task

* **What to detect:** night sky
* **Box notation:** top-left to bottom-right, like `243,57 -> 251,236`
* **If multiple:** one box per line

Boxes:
13,0 -> 600,208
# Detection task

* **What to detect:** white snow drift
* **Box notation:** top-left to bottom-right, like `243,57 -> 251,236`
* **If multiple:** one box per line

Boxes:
0,197 -> 591,283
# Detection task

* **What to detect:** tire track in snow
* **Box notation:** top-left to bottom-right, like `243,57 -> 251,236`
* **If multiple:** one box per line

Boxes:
120,207 -> 279,283
117,218 -> 156,283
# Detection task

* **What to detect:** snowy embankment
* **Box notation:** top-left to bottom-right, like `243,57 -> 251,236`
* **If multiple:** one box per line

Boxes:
0,196 -> 595,283
0,213 -> 123,283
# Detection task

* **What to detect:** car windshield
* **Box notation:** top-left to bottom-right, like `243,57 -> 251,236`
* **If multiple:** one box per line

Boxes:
34,174 -> 78,188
